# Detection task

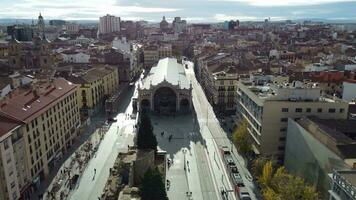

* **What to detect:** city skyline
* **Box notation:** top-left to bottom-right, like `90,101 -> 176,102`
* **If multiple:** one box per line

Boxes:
0,0 -> 356,22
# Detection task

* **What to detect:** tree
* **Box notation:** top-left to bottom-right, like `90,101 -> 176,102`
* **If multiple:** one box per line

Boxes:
256,161 -> 319,200
258,160 -> 273,188
232,119 -> 252,155
140,167 -> 168,200
251,157 -> 268,178
137,113 -> 157,151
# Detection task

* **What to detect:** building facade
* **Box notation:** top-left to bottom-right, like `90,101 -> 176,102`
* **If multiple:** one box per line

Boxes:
138,58 -> 192,114
236,80 -> 349,160
143,44 -> 172,69
329,170 -> 356,200
0,78 -> 81,199
99,14 -> 121,34
67,66 -> 119,116
8,37 -> 53,69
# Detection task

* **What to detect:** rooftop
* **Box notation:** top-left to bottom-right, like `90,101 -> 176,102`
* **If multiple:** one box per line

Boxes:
0,78 -> 77,128
242,80 -> 325,102
297,117 -> 356,159
67,65 -> 116,84
141,58 -> 190,90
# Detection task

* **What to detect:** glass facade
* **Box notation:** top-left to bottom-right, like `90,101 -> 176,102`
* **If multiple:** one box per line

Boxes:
284,119 -> 351,199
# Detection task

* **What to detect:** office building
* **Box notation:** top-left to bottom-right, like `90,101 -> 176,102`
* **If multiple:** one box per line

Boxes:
236,79 -> 349,159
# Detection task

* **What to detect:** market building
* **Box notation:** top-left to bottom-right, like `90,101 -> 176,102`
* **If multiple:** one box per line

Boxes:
138,58 -> 192,114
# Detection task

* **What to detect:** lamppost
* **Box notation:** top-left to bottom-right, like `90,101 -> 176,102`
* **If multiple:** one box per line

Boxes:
183,148 -> 187,171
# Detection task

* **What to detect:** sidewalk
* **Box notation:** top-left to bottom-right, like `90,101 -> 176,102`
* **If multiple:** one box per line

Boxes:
29,110 -> 107,200
43,127 -> 107,200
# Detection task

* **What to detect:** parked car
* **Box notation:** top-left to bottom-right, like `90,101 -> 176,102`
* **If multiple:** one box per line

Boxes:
239,187 -> 251,200
232,173 -> 245,187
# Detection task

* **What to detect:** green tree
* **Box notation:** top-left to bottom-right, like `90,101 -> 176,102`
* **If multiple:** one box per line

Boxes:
137,113 -> 157,151
140,167 -> 168,200
232,119 -> 252,155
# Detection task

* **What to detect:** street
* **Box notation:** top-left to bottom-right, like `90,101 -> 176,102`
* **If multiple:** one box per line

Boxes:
183,60 -> 258,200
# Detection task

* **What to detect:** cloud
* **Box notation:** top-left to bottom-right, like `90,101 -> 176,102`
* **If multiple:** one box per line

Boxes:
214,14 -> 257,21
4,0 -> 179,20
213,0 -> 356,6
1,0 -> 356,22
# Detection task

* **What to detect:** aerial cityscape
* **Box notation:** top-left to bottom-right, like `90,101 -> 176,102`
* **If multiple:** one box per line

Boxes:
0,1 -> 356,200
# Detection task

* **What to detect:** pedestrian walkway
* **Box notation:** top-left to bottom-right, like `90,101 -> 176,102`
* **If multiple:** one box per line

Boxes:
43,125 -> 107,200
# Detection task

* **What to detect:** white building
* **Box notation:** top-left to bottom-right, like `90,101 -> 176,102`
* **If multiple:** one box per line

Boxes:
62,51 -> 90,63
99,14 -> 120,34
342,80 -> 356,102
112,37 -> 131,53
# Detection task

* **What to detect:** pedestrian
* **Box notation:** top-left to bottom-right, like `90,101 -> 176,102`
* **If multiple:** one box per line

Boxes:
94,168 -> 96,174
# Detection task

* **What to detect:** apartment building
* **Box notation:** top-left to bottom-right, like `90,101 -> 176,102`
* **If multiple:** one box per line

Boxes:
143,43 -> 172,69
196,53 -> 239,113
67,65 -> 119,116
99,14 -> 120,34
214,72 -> 238,113
236,79 -> 349,160
0,78 -> 81,199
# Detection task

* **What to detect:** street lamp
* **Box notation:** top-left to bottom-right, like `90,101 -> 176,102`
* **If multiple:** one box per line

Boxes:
183,148 -> 187,171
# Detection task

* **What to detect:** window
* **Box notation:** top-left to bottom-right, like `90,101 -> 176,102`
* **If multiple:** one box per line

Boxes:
317,108 -> 322,113
306,108 -> 311,113
10,181 -> 15,188
281,118 -> 288,122
295,108 -> 302,113
282,108 -> 288,112
280,127 -> 287,132
4,139 -> 9,150
278,146 -> 285,151
328,108 -> 336,113
340,108 -> 345,113
279,137 -> 286,141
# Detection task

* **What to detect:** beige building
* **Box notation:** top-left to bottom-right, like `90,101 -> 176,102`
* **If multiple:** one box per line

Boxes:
196,53 -> 239,113
213,71 -> 238,113
67,65 -> 119,116
236,79 -> 349,160
0,78 -> 81,199
143,44 -> 172,69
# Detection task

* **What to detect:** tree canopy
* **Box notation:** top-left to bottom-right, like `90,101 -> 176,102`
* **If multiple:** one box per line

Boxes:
256,160 -> 319,200
232,119 -> 252,155
137,113 -> 157,151
140,167 -> 168,200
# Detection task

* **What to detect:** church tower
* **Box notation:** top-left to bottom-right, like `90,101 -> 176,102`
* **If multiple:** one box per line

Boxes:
37,13 -> 45,38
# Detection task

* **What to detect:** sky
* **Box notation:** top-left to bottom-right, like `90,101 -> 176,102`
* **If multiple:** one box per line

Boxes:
0,0 -> 356,22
